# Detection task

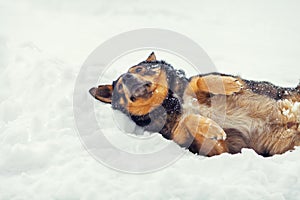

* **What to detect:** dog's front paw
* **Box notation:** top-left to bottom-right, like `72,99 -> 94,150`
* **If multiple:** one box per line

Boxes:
172,114 -> 228,156
200,117 -> 227,140
222,77 -> 243,95
197,75 -> 244,95
183,114 -> 227,141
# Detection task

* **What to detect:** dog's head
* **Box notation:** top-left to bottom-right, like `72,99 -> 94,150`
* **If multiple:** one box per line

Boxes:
89,53 -> 171,116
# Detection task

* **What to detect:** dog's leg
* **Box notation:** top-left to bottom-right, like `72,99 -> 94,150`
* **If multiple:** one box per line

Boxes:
172,114 -> 228,156
189,75 -> 243,95
252,128 -> 300,156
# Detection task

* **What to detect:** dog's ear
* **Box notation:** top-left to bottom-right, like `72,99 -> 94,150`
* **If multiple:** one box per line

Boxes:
89,85 -> 113,104
146,52 -> 156,62
296,82 -> 300,90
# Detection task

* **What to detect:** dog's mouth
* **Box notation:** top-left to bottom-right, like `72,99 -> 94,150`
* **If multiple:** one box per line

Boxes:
129,82 -> 153,102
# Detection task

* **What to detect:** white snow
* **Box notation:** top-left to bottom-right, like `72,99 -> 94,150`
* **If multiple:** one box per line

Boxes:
279,99 -> 300,122
1,0 -> 300,200
292,102 -> 300,121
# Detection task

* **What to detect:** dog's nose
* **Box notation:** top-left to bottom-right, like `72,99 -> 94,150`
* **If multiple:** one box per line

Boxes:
123,73 -> 134,83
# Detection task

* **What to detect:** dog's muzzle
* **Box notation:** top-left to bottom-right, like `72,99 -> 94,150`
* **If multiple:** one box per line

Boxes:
123,73 -> 152,101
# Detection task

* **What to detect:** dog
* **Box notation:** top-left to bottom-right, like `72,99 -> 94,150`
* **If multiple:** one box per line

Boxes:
89,52 -> 300,157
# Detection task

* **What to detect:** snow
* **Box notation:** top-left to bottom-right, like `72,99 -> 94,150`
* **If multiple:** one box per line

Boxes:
1,0 -> 300,199
292,102 -> 300,117
279,99 -> 300,122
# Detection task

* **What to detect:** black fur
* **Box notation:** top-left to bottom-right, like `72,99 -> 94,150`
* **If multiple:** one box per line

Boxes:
129,60 -> 187,136
243,79 -> 299,100
112,61 -> 298,141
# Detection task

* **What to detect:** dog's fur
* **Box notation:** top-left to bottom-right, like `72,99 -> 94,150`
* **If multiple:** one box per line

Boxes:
90,53 -> 300,157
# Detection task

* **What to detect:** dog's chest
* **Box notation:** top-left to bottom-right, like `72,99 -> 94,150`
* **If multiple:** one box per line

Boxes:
181,92 -> 275,136
182,95 -> 229,123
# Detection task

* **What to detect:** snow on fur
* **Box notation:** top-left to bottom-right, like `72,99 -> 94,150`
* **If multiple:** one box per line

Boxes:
1,1 -> 300,200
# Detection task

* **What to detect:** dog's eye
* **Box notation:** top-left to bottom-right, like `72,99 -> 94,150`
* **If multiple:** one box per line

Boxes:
135,67 -> 143,73
118,84 -> 123,90
130,96 -> 136,102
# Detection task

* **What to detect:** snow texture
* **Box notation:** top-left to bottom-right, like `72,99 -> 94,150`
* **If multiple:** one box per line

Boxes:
1,0 -> 300,200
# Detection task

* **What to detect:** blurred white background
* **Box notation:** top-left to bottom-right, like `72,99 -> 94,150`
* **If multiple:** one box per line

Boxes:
1,1 -> 300,199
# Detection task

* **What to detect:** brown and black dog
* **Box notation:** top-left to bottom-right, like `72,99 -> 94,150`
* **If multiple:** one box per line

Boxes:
90,52 -> 300,157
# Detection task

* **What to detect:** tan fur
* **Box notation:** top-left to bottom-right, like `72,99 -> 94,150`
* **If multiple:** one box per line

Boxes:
172,114 -> 228,156
187,75 -> 243,96
90,53 -> 300,157
90,85 -> 113,103
127,70 -> 168,115
146,52 -> 156,62
183,87 -> 300,156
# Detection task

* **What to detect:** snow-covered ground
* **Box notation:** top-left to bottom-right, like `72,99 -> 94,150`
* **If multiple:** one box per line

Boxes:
1,0 -> 300,199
